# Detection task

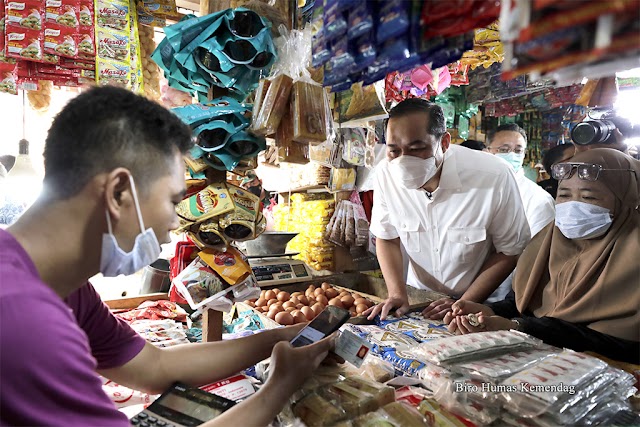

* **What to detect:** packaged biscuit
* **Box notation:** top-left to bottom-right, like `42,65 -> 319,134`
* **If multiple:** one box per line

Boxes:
199,246 -> 251,286
342,377 -> 395,408
321,382 -> 378,418
175,183 -> 234,223
290,80 -> 327,144
251,74 -> 293,136
381,402 -> 432,427
276,104 -> 309,164
226,183 -> 260,222
293,393 -> 346,426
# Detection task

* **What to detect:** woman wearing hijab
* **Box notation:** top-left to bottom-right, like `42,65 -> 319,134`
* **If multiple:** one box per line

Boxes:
444,148 -> 640,364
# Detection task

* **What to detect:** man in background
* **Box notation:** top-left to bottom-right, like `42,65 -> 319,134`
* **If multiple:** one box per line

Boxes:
485,124 -> 556,301
537,143 -> 576,198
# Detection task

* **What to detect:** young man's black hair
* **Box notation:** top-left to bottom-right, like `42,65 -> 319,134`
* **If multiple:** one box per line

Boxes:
385,98 -> 446,140
488,123 -> 528,145
460,139 -> 486,151
44,86 -> 192,199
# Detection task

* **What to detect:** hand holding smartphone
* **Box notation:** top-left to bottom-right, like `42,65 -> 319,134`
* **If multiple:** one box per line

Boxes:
290,305 -> 350,347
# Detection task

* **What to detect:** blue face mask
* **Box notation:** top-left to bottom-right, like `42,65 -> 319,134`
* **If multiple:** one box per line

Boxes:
495,152 -> 525,173
100,175 -> 161,277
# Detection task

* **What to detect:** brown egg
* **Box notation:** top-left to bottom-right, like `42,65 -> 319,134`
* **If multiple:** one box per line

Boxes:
297,295 -> 309,305
311,303 -> 325,316
289,296 -> 300,305
247,301 -> 255,307
321,282 -> 332,291
338,291 -> 351,298
255,298 -> 267,307
267,298 -> 278,307
349,309 -> 357,317
275,311 -> 294,325
272,288 -> 281,294
258,306 -> 269,313
307,284 -> 316,292
282,301 -> 296,309
351,293 -> 362,300
284,307 -> 295,312
264,290 -> 276,301
355,303 -> 368,314
268,305 -> 284,315
301,306 -> 315,321
325,288 -> 339,299
305,288 -> 315,298
314,288 -> 325,297
291,292 -> 303,298
306,295 -> 316,304
315,295 -> 328,306
328,298 -> 344,308
277,291 -> 290,302
267,310 -> 278,320
296,303 -> 304,309
340,295 -> 355,308
291,310 -> 307,324
354,298 -> 369,308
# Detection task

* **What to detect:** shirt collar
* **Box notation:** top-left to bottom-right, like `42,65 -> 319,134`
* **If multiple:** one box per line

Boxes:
438,145 -> 462,190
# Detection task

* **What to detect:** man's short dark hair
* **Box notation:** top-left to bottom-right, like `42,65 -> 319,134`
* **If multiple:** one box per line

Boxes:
542,143 -> 574,175
460,139 -> 486,151
489,123 -> 528,145
386,98 -> 446,139
44,86 -> 192,199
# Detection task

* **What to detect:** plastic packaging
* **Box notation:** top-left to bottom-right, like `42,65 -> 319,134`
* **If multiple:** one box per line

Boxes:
251,73 -> 293,136
293,392 -> 347,426
171,257 -> 228,309
320,382 -> 378,418
381,402 -> 432,427
290,80 -> 328,144
342,377 -> 395,408
276,105 -> 309,164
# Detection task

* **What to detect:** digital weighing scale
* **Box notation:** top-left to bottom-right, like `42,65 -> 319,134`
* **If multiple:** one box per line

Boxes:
247,254 -> 313,286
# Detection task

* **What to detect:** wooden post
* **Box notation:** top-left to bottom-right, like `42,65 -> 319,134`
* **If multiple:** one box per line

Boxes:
202,308 -> 224,342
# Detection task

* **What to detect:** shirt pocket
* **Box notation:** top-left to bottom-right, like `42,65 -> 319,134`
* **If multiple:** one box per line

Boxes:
447,227 -> 487,263
397,218 -> 422,252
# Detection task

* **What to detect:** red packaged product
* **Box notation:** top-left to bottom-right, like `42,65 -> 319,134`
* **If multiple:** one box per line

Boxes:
0,56 -> 17,94
5,23 -> 42,61
45,0 -> 79,28
77,0 -> 94,59
6,0 -> 43,30
60,56 -> 92,69
44,0 -> 79,58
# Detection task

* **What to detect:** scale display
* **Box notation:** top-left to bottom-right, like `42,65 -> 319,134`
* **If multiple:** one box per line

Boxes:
248,257 -> 312,285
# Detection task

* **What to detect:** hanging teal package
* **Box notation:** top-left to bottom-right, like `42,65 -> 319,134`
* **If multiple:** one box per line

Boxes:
152,7 -> 276,100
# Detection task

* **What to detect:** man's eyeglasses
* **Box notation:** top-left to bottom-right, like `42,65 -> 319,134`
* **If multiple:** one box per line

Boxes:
551,162 -> 635,181
489,145 -> 525,155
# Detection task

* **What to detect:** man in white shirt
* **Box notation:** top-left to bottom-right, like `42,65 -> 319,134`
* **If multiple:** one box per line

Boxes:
366,99 -> 530,320
484,123 -> 556,302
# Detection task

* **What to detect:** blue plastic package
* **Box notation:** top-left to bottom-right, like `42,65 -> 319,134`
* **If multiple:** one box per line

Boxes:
323,1 -> 347,43
375,0 -> 409,44
349,30 -> 376,73
362,58 -> 390,86
382,348 -> 426,377
312,33 -> 331,68
329,37 -> 356,75
347,1 -> 373,40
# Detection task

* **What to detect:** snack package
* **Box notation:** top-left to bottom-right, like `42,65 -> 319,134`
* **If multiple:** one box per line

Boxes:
5,22 -> 43,61
276,104 -> 309,164
95,0 -> 131,87
329,168 -> 356,192
171,256 -> 228,310
198,246 -> 251,286
175,183 -> 235,225
218,184 -> 261,241
342,377 -> 395,408
190,219 -> 228,251
381,402 -> 431,427
44,0 -> 80,59
290,80 -> 327,144
251,73 -> 293,136
320,382 -> 378,418
293,392 -> 347,426
128,0 -> 143,93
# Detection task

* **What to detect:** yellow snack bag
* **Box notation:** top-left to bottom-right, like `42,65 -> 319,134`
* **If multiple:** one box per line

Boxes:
198,246 -> 252,285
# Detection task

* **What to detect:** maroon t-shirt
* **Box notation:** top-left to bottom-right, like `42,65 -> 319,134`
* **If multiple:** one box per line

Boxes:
0,229 -> 146,426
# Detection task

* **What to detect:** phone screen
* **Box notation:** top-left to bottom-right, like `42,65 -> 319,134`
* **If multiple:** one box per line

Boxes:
290,305 -> 350,347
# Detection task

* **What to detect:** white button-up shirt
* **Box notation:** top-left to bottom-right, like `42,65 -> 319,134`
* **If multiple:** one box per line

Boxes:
486,167 -> 556,302
370,144 -> 531,298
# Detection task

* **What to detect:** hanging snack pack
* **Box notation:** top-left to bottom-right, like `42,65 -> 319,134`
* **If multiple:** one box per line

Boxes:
251,73 -> 293,136
94,0 -> 131,87
218,184 -> 260,242
199,245 -> 251,286
290,80 -> 327,144
175,182 -> 234,225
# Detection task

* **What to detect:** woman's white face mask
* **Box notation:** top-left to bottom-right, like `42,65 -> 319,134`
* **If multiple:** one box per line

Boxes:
554,201 -> 613,240
100,175 -> 160,277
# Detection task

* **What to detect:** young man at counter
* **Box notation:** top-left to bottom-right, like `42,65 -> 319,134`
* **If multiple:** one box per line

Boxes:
366,99 -> 531,321
0,87 -> 335,427
485,124 -> 556,301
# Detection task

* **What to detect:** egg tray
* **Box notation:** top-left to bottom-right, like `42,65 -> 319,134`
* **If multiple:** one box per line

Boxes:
235,283 -> 384,329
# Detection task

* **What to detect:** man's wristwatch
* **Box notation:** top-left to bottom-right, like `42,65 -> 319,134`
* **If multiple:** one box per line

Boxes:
511,318 -> 524,332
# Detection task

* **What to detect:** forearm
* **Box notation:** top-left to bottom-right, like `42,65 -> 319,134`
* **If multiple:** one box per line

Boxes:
376,237 -> 407,299
461,253 -> 517,302
102,328 -> 287,394
201,379 -> 292,427
157,328 -> 285,390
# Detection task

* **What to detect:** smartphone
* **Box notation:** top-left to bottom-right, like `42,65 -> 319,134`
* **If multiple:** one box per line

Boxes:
290,305 -> 351,347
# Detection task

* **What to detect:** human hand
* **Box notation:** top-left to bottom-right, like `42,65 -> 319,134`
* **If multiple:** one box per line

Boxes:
450,313 -> 515,335
421,298 -> 456,320
364,295 -> 410,320
443,300 -> 495,325
268,333 -> 336,396
272,323 -> 307,342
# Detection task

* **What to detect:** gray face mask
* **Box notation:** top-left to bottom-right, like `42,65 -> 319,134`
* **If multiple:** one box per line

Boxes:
100,175 -> 161,277
555,201 -> 613,240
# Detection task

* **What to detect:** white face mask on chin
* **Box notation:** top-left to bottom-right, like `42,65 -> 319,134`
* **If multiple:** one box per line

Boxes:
554,201 -> 613,240
100,175 -> 161,277
388,153 -> 440,190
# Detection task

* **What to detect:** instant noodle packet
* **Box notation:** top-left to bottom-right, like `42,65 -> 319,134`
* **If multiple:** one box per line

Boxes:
175,182 -> 234,224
